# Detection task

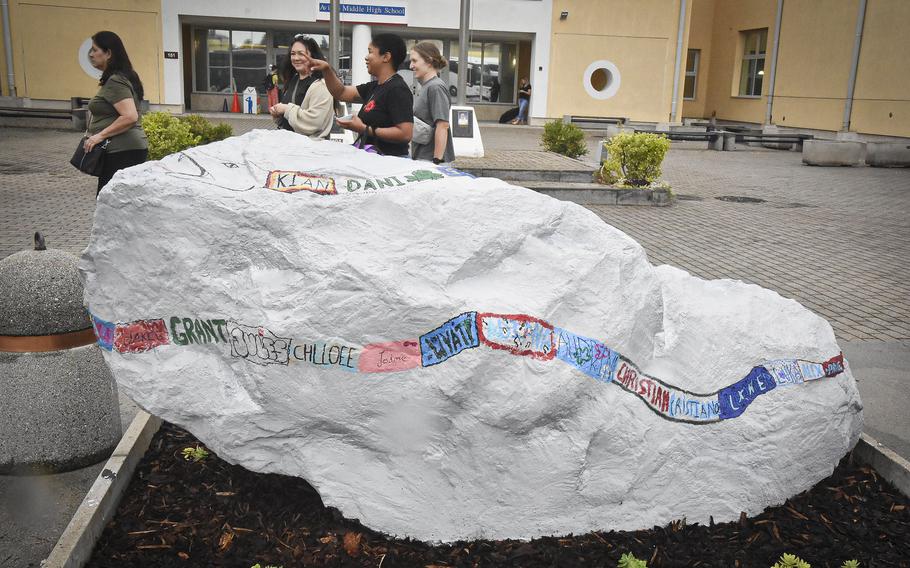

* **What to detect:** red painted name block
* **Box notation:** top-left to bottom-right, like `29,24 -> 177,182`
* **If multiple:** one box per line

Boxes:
114,319 -> 170,353
359,340 -> 421,373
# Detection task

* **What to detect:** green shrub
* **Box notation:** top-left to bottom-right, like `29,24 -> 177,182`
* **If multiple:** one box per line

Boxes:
540,119 -> 588,159
141,112 -> 234,160
180,114 -> 233,145
141,112 -> 200,160
597,132 -> 671,187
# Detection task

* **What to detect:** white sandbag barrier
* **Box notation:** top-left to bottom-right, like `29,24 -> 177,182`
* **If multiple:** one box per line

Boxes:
81,130 -> 862,542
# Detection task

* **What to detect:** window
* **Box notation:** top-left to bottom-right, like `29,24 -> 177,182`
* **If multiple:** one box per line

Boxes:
231,31 -> 268,94
683,49 -> 699,100
448,40 -> 517,103
738,29 -> 767,97
204,29 -> 231,93
193,28 -> 353,94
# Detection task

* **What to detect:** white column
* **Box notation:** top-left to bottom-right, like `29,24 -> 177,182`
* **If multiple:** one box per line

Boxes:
351,24 -> 372,87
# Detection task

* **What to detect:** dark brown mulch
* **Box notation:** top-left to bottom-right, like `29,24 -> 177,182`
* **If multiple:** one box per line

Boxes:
88,423 -> 910,568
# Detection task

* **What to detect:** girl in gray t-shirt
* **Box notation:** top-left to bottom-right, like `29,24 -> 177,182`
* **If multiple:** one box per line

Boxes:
408,42 -> 455,164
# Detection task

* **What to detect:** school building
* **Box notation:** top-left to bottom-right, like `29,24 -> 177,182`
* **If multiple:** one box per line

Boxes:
1,0 -> 907,137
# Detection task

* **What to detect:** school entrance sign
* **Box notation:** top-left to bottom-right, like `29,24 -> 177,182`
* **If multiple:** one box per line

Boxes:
316,1 -> 408,25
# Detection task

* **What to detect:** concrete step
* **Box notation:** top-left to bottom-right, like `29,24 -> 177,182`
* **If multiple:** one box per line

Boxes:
510,180 -> 672,206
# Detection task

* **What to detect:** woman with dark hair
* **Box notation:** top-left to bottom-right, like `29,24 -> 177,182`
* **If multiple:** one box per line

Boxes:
408,41 -> 454,164
304,33 -> 412,156
84,30 -> 148,196
268,35 -> 334,139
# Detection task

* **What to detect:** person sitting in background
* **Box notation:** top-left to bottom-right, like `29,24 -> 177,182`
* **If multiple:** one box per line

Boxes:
268,35 -> 334,139
304,33 -> 413,156
409,42 -> 454,164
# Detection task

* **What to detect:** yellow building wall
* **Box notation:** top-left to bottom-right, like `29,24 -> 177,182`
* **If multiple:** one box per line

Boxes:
850,0 -> 910,138
681,0 -> 715,119
771,0 -> 858,131
701,0 -> 776,124
6,0 -> 162,103
547,0 -> 691,123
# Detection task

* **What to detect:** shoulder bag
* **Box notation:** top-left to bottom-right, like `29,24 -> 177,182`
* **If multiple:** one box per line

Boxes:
70,137 -> 109,176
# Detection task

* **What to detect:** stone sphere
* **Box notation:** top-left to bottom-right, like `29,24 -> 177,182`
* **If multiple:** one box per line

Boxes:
0,247 -> 90,335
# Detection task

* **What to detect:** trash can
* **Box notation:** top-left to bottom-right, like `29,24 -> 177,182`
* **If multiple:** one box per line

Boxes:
0,233 -> 121,474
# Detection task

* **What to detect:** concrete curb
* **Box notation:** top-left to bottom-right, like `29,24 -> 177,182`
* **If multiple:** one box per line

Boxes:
461,167 -> 595,183
852,433 -> 910,498
527,185 -> 673,206
43,410 -> 162,568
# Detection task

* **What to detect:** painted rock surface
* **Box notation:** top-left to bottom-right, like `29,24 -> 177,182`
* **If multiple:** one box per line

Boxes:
81,130 -> 862,542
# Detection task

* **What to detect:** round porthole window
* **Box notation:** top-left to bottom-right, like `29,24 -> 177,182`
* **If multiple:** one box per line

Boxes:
78,38 -> 102,80
583,60 -> 621,100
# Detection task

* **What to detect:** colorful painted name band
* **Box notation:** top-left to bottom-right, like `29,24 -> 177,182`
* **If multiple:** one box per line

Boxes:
90,310 -> 846,425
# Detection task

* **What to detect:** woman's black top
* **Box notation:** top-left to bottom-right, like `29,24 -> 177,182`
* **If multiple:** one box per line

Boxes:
277,74 -> 317,131
519,83 -> 532,100
355,74 -> 414,156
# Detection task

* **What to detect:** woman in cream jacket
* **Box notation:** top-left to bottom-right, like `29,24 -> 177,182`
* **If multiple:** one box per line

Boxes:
269,35 -> 334,139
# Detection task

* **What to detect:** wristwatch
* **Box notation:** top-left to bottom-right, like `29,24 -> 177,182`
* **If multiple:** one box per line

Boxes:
432,157 -> 442,165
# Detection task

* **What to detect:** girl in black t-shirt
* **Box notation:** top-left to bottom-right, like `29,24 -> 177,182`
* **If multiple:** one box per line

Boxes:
304,33 -> 413,156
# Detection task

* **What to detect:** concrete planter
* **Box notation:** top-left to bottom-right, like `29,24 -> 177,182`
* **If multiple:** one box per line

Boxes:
802,140 -> 867,166
866,142 -> 910,168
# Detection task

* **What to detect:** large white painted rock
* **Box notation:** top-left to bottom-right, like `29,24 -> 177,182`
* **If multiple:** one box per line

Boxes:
80,130 -> 862,542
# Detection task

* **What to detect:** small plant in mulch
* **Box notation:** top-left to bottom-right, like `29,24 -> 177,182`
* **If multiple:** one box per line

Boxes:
769,555 -> 861,568
540,119 -> 589,159
180,445 -> 210,462
596,132 -> 671,190
618,552 -> 648,567
87,423 -> 910,567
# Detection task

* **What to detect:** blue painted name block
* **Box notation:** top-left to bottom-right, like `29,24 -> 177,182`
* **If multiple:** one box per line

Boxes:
420,312 -> 479,367
91,314 -> 115,351
555,329 -> 618,383
718,366 -> 776,420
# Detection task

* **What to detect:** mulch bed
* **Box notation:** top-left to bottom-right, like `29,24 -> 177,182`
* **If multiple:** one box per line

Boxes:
88,422 -> 910,568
